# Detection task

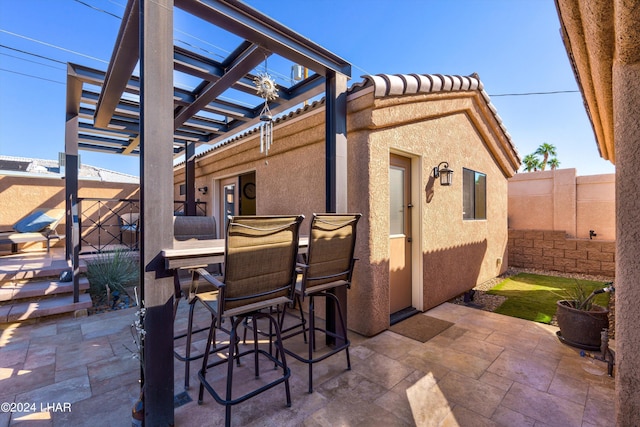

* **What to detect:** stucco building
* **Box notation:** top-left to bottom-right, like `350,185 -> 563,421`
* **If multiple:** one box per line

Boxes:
555,0 -> 640,423
174,73 -> 521,336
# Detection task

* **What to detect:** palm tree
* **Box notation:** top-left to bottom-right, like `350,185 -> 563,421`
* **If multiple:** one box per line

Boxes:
548,158 -> 561,170
522,154 -> 541,172
534,143 -> 557,171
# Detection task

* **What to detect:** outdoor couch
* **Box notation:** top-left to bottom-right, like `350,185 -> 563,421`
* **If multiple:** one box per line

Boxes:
0,208 -> 65,253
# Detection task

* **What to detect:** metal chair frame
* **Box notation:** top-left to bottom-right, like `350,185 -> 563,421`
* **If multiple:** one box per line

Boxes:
280,213 -> 361,393
171,215 -> 222,390
195,215 -> 303,427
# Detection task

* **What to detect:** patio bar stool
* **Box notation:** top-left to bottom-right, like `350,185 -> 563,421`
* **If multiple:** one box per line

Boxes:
281,213 -> 361,393
173,267 -> 230,390
194,215 -> 304,427
171,216 -> 222,390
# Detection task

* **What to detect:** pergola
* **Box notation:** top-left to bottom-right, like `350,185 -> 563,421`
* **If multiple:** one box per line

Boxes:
64,0 -> 351,423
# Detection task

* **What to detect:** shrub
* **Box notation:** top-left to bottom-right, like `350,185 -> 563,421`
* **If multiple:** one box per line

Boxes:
86,249 -> 139,302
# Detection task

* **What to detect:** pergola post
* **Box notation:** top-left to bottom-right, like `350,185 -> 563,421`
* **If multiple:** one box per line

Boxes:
325,70 -> 349,345
185,141 -> 196,216
64,69 -> 82,303
325,71 -> 348,214
139,0 -> 175,424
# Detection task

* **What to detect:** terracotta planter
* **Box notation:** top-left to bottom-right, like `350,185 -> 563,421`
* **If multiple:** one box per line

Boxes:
556,300 -> 609,350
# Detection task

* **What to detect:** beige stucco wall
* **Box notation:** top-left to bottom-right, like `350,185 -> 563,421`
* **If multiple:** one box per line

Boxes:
0,174 -> 139,251
614,59 -> 640,425
576,174 -> 615,240
175,87 -> 517,336
555,0 -> 640,421
508,169 -> 615,240
364,93 -> 513,314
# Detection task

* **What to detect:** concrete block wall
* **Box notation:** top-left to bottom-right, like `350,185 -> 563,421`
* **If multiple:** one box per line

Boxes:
508,229 -> 615,277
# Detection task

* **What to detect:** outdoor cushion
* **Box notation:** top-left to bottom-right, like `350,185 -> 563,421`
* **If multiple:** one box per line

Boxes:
13,211 -> 57,233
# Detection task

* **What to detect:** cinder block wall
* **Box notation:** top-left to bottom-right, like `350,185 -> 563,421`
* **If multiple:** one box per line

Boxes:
508,229 -> 615,277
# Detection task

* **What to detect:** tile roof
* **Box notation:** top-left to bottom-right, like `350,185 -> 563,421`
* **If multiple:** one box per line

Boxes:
357,73 -> 516,156
184,73 -> 519,165
360,73 -> 482,97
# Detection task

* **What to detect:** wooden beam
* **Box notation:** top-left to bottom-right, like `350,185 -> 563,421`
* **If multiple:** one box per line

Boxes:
122,136 -> 140,155
175,0 -> 351,77
139,0 -> 175,424
174,43 -> 267,130
94,0 -> 139,128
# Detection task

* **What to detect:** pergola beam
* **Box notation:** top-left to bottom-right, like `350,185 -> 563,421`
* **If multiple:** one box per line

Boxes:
94,0 -> 140,128
175,0 -> 351,77
174,43 -> 267,130
122,136 -> 140,155
207,73 -> 326,145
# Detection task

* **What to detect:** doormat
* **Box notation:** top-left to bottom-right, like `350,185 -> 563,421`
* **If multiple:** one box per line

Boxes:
389,314 -> 454,343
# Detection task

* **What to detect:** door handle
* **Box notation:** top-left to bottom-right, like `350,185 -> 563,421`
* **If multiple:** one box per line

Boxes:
407,237 -> 412,243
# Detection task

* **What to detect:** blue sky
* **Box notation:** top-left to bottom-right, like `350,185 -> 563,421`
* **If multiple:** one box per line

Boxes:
0,0 -> 615,177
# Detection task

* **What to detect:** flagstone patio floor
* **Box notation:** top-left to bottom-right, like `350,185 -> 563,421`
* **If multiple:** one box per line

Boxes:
0,249 -> 615,426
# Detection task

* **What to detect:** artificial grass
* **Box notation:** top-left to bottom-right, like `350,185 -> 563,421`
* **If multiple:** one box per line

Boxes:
487,273 -> 610,324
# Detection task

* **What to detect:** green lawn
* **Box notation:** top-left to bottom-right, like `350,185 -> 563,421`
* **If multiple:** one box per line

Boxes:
487,273 -> 610,324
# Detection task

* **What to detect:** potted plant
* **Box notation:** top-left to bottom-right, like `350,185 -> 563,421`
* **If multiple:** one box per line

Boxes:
556,281 -> 614,350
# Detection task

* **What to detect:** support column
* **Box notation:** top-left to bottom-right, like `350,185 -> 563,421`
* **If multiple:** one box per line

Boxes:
139,0 -> 175,425
614,60 -> 640,425
325,71 -> 348,346
325,71 -> 348,213
65,70 -> 82,303
185,141 -> 196,216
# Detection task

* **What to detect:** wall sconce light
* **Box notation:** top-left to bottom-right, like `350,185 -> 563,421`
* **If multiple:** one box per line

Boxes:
197,186 -> 208,195
433,162 -> 454,186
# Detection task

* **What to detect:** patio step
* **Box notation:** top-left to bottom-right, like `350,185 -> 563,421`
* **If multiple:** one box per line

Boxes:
0,277 -> 90,302
0,259 -> 87,283
0,293 -> 93,323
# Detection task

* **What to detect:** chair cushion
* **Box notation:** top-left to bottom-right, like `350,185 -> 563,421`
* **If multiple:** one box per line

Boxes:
13,211 -> 56,233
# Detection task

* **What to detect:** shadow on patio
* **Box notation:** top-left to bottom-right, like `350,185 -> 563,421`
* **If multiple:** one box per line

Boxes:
0,251 -> 615,426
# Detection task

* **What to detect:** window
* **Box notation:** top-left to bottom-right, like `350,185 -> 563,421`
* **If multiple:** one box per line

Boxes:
389,166 -> 405,235
463,168 -> 486,220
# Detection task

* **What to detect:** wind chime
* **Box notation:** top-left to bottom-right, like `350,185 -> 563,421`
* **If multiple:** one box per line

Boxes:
254,60 -> 279,155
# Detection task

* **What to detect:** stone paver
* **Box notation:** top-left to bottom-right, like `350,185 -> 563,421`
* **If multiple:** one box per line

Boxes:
0,300 -> 616,426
